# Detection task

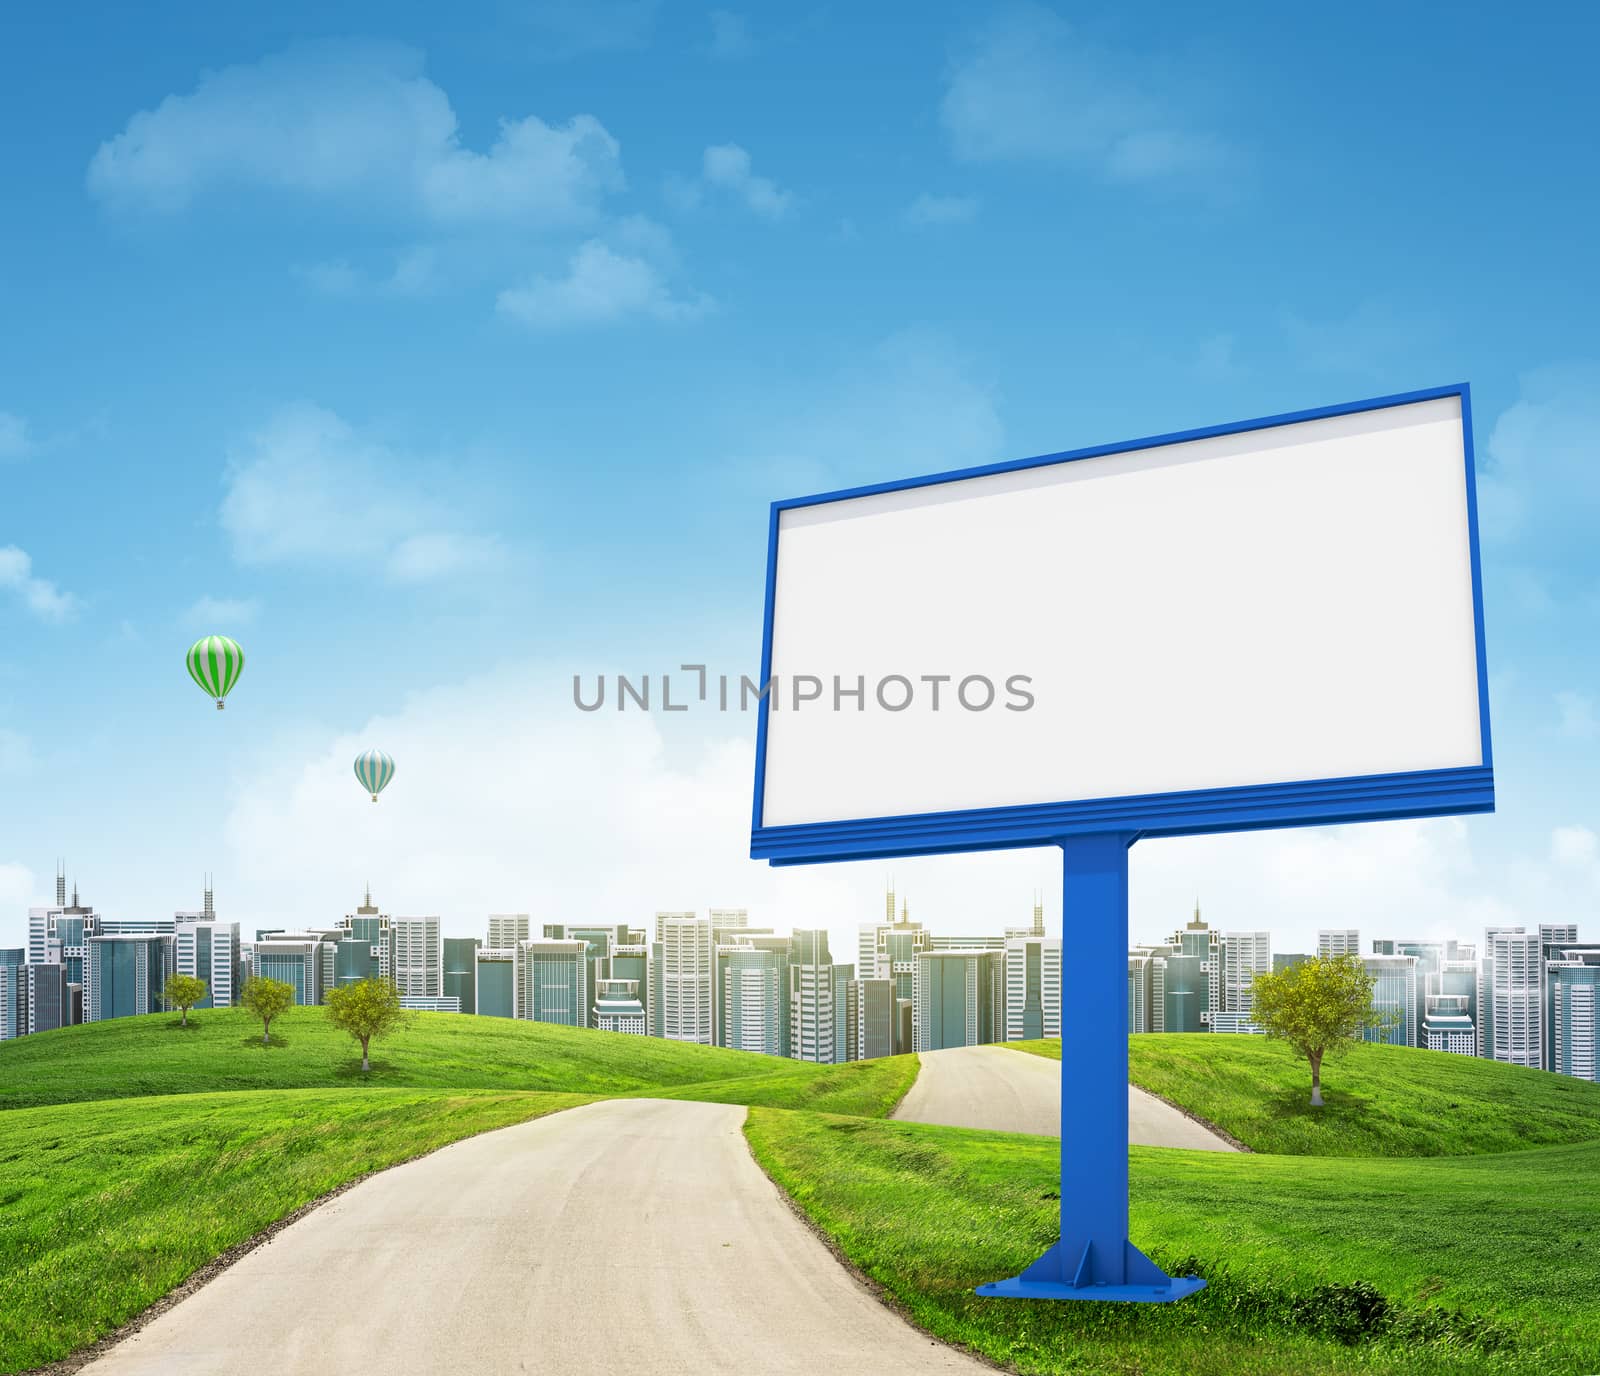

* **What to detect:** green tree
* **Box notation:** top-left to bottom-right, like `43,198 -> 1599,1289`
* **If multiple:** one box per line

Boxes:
1249,954 -> 1396,1107
162,973 -> 208,1027
326,977 -> 409,1072
240,976 -> 295,1046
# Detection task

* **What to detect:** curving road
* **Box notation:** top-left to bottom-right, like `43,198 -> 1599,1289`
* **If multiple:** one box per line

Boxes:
83,1099 -> 987,1376
894,1044 -> 1237,1151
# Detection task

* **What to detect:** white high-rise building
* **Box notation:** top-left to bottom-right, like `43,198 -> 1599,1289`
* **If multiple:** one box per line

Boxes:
392,917 -> 442,997
1222,931 -> 1272,1015
654,912 -> 713,1044
1482,929 -> 1543,1068
517,940 -> 589,1026
790,929 -> 851,1063
487,914 -> 530,947
1317,929 -> 1361,959
1004,935 -> 1061,1041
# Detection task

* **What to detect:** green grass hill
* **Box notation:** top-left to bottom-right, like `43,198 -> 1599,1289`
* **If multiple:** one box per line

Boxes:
1004,1033 -> 1600,1156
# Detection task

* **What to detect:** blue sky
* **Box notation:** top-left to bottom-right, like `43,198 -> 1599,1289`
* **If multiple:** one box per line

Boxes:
2,1 -> 1597,960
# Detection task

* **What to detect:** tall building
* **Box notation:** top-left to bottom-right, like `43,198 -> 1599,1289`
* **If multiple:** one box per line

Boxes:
789,929 -> 853,1063
913,948 -> 1001,1051
717,940 -> 789,1056
855,977 -> 896,1060
858,890 -> 928,1005
250,936 -> 328,1006
487,914 -> 530,947
1481,928 -> 1543,1068
654,912 -> 713,1045
517,940 -> 589,1026
173,883 -> 240,1009
1163,910 -> 1219,1033
28,874 -> 99,1010
85,933 -> 172,1022
1004,935 -> 1061,1040
476,947 -> 517,1018
1128,950 -> 1162,1033
443,937 -> 480,1015
1221,931 -> 1271,1015
26,961 -> 69,1034
1318,929 -> 1362,959
1546,948 -> 1600,1082
0,949 -> 24,1040
1362,954 -> 1419,1047
392,917 -> 442,997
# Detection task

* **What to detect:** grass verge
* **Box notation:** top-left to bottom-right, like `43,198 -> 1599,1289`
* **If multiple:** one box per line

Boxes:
0,1087 -> 590,1373
0,1009 -> 908,1117
1005,1035 -> 1600,1156
745,1107 -> 1599,1376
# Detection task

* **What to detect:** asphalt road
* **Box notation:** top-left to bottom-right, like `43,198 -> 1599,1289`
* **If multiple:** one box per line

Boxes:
83,1098 -> 986,1376
893,1044 -> 1238,1150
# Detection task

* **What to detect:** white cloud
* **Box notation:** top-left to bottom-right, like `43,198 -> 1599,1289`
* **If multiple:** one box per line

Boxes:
183,596 -> 261,629
696,143 -> 793,218
941,3 -> 1237,183
294,246 -> 439,298
87,41 -> 622,226
1130,817 -> 1517,953
708,10 -> 755,60
1552,825 -> 1598,867
0,545 -> 78,621
0,729 -> 32,777
1557,690 -> 1597,741
0,411 -> 34,460
220,665 -> 1059,960
218,662 -> 1586,962
496,240 -> 710,328
905,192 -> 978,226
219,404 -> 502,582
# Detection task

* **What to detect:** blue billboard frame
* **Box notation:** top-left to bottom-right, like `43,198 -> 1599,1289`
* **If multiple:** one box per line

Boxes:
747,384 -> 1494,1304
750,383 -> 1493,864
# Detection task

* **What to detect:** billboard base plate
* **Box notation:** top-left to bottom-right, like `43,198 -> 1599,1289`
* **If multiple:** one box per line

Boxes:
976,1239 -> 1206,1305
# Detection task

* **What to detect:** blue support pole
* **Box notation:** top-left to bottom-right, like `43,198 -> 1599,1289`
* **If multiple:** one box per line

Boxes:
976,831 -> 1205,1303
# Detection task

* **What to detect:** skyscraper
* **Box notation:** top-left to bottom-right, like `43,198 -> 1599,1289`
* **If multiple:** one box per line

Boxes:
717,940 -> 789,1056
1482,928 -> 1543,1068
1221,931 -> 1271,1015
517,940 -> 589,1026
1318,929 -> 1362,958
174,882 -> 240,1009
0,949 -> 24,1041
487,914 -> 530,947
855,977 -> 896,1060
1546,948 -> 1600,1082
1362,954 -> 1419,1047
443,937 -> 480,1015
913,948 -> 1001,1051
85,933 -> 172,1022
1004,935 -> 1061,1040
392,917 -> 442,997
789,929 -> 853,1063
654,912 -> 713,1044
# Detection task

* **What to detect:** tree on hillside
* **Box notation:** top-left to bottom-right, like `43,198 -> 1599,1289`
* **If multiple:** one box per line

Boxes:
240,976 -> 295,1046
326,977 -> 409,1073
1250,954 -> 1396,1107
162,973 -> 208,1027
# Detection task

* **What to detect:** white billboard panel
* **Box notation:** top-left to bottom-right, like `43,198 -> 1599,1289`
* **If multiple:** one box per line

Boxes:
752,389 -> 1491,859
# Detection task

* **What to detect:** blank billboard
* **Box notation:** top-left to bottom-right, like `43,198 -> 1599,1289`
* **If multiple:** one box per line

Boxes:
752,388 -> 1491,862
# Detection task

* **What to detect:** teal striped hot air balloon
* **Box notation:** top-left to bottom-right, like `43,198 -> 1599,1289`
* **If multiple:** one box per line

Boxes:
186,636 -> 245,710
354,749 -> 396,803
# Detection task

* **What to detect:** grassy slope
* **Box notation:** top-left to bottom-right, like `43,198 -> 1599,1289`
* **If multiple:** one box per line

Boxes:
747,1108 -> 1599,1376
0,1008 -> 913,1118
1005,1034 -> 1600,1156
0,1088 -> 590,1374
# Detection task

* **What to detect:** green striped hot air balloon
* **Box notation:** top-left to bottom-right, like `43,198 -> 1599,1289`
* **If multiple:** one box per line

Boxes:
354,749 -> 396,803
186,636 -> 245,710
